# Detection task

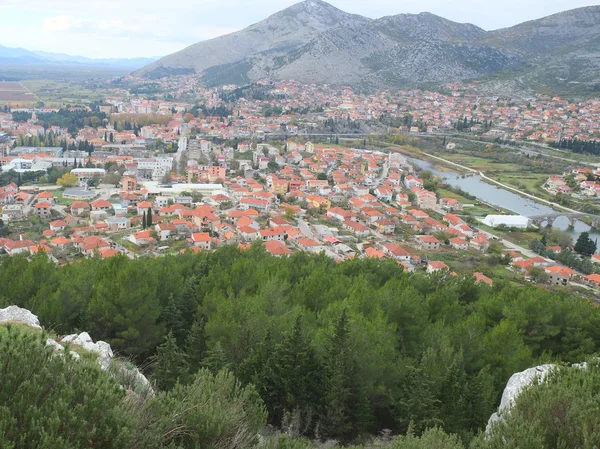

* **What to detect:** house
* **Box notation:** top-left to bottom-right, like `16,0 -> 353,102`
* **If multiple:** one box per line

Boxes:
427,261 -> 449,274
470,234 -> 489,252
362,208 -> 385,224
365,247 -> 386,259
2,238 -> 36,255
381,242 -> 411,262
129,230 -> 155,246
327,207 -> 357,222
36,191 -> 55,205
374,187 -> 393,202
297,237 -> 324,252
584,273 -> 600,288
191,232 -> 212,250
343,220 -> 370,237
375,219 -> 395,234
415,189 -> 437,210
473,272 -> 493,286
49,219 -> 67,232
105,217 -> 131,232
415,235 -> 441,250
71,201 -> 91,216
136,201 -> 154,215
404,175 -> 423,189
91,199 -> 112,212
591,254 -> 600,264
544,265 -> 576,286
263,240 -> 292,257
449,237 -> 469,250
259,228 -> 286,242
33,202 -> 52,219
155,223 -> 177,241
238,226 -> 260,241
439,197 -> 463,211
78,236 -> 110,256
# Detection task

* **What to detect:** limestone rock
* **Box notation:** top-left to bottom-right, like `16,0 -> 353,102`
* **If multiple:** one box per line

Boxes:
0,305 -> 41,329
69,351 -> 81,360
61,332 -> 115,371
486,364 -> 556,433
46,338 -> 64,351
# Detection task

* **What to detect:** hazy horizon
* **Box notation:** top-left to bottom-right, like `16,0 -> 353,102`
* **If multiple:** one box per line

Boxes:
0,0 -> 597,59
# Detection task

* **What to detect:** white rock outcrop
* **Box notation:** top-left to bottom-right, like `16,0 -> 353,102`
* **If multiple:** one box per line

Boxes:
0,305 -> 41,329
61,332 -> 114,370
1,306 -> 152,394
486,364 -> 556,433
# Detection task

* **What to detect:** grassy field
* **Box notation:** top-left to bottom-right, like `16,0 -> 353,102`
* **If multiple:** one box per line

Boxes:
20,79 -> 105,106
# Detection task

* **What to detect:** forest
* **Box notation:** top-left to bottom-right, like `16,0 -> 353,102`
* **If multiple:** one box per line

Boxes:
2,244 -> 600,448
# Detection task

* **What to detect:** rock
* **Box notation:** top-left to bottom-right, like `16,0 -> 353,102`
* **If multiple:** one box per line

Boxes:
45,338 -> 64,351
486,364 -> 556,434
95,341 -> 114,371
61,334 -> 78,343
60,332 -> 115,371
69,351 -> 81,360
0,306 -> 41,329
70,332 -> 94,347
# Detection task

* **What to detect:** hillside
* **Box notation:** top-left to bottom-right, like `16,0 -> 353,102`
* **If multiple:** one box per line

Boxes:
135,2 -> 600,93
3,250 -> 600,448
137,0 -> 369,80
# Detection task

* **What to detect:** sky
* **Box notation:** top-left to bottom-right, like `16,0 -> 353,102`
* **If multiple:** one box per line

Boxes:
0,0 -> 597,59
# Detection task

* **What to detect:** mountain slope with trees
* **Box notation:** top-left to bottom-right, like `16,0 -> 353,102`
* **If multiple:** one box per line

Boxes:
2,244 -> 600,445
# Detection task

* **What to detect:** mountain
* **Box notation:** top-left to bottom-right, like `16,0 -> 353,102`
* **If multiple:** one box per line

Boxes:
135,0 -> 369,80
135,2 -> 600,93
0,44 -> 159,69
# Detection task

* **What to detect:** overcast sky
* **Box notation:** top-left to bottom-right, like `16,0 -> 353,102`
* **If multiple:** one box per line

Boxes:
0,0 -> 596,59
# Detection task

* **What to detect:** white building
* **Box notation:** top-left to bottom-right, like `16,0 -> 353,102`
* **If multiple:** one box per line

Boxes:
482,215 -> 532,229
71,168 -> 106,186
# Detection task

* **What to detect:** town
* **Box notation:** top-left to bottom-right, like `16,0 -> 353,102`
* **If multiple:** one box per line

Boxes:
0,112 -> 600,294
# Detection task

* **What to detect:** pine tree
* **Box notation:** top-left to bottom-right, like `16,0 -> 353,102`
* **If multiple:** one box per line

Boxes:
319,309 -> 369,442
147,207 -> 153,227
142,210 -> 147,229
163,294 -> 186,345
202,341 -> 230,374
150,332 -> 189,391
185,318 -> 207,372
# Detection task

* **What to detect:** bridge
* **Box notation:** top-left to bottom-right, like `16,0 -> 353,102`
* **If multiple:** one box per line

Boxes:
529,212 -> 600,228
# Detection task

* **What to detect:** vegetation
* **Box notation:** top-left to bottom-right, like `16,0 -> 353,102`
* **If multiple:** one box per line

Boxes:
0,323 -> 265,449
2,245 -> 600,445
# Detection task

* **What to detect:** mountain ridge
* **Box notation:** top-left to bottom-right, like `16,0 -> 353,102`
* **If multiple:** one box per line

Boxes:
0,44 -> 160,69
134,1 -> 600,93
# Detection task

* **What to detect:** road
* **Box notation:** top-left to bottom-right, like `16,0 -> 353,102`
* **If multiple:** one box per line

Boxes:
475,225 -> 538,259
297,219 -> 314,239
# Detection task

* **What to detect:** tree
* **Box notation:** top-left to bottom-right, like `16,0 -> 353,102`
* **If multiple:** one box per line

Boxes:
142,210 -> 147,229
150,332 -> 189,391
529,267 -> 549,284
319,309 -> 369,442
574,231 -> 597,256
317,172 -> 328,181
146,207 -> 153,227
57,173 -> 79,187
186,318 -> 207,372
0,325 -> 132,448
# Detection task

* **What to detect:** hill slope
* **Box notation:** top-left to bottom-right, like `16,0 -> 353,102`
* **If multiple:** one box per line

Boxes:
136,0 -> 369,80
136,3 -> 600,92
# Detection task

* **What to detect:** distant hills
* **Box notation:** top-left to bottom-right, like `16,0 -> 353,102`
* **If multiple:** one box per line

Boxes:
0,44 -> 159,69
135,0 -> 600,94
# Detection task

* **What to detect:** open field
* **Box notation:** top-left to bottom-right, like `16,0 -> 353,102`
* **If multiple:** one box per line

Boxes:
0,81 -> 37,103
20,79 -> 105,106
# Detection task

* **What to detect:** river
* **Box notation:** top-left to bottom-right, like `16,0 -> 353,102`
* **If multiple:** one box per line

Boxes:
409,157 -> 600,241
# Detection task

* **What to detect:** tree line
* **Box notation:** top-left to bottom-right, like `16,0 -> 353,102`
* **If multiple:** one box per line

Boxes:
2,245 -> 600,445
